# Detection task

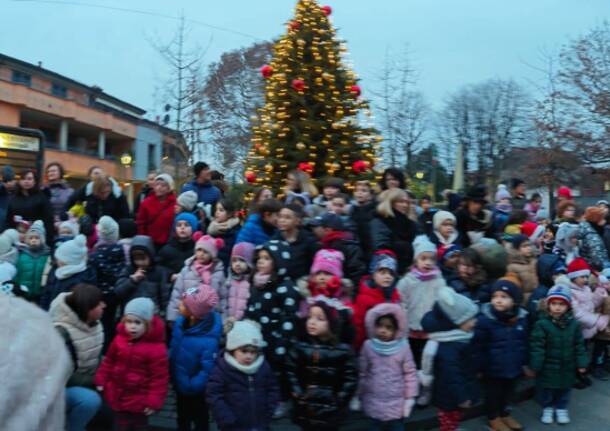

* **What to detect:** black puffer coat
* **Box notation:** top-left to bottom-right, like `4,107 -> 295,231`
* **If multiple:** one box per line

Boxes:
286,335 -> 358,428
370,212 -> 420,275
7,190 -> 54,245
88,243 -> 126,294
272,228 -> 319,280
157,237 -> 195,276
350,200 -> 376,260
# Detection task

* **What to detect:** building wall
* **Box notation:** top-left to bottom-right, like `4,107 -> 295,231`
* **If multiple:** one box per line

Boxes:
0,101 -> 19,126
134,124 -> 161,181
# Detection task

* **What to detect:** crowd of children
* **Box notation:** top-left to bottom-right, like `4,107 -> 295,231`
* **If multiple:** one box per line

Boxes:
2,163 -> 610,431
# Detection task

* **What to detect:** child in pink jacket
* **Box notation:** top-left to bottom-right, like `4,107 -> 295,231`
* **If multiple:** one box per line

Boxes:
220,242 -> 255,322
354,303 -> 418,428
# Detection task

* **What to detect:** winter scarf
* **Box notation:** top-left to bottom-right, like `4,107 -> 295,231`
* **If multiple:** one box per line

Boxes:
55,262 -> 88,280
193,260 -> 213,286
410,267 -> 441,282
321,230 -> 353,248
207,217 -> 240,237
369,337 -> 408,356
428,329 -> 474,342
224,351 -> 265,375
253,273 -> 272,289
308,276 -> 342,298
434,231 -> 458,246
496,203 -> 513,213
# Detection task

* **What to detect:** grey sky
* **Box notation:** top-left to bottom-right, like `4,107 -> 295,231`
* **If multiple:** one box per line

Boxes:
1,0 -> 609,116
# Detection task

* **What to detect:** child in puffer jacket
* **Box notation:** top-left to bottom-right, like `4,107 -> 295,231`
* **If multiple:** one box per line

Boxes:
296,248 -> 354,317
506,234 -> 540,305
206,320 -> 280,431
220,242 -> 255,322
170,284 -> 222,431
157,212 -> 198,281
14,220 -> 51,303
167,235 -> 226,323
353,303 -> 418,429
88,216 -> 126,348
94,298 -> 169,430
206,198 -> 241,274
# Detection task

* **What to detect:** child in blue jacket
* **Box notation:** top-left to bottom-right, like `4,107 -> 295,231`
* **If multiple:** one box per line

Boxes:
169,284 -> 222,431
473,277 -> 530,431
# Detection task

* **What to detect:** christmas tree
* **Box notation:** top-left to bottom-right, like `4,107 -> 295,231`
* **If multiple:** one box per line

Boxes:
245,0 -> 381,192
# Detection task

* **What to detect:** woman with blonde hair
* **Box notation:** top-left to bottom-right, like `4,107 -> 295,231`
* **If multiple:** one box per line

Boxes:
284,169 -> 318,206
370,189 -> 421,275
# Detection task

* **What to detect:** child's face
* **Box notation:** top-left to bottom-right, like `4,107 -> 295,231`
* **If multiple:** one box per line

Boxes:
354,185 -> 372,204
175,220 -> 193,240
132,252 -> 151,269
306,306 -> 330,338
26,234 -> 42,249
231,256 -> 248,275
543,229 -> 554,242
498,198 -> 511,206
323,186 -> 340,199
178,300 -> 192,319
374,316 -> 397,342
373,268 -> 395,288
313,271 -> 333,287
312,226 -> 326,240
467,200 -> 483,215
232,345 -> 259,366
420,200 -> 432,211
443,252 -> 461,270
262,211 -> 279,227
491,290 -> 514,312
258,188 -> 273,202
87,301 -> 105,323
256,250 -> 274,274
195,249 -> 213,264
572,275 -> 588,288
438,220 -> 455,239
58,227 -> 73,237
518,241 -> 534,258
458,261 -> 475,279
278,208 -> 300,232
384,174 -> 400,189
459,317 -> 476,332
328,197 -> 348,215
214,203 -> 229,223
415,252 -> 436,272
124,314 -> 147,339
548,299 -> 569,317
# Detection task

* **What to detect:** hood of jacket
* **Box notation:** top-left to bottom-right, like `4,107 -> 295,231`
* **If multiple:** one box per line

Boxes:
480,302 -> 528,322
364,302 -> 406,340
182,312 -> 223,338
130,235 -> 156,264
257,239 -> 291,280
537,253 -> 566,287
116,314 -> 165,343
49,292 -> 100,334
85,176 -> 122,198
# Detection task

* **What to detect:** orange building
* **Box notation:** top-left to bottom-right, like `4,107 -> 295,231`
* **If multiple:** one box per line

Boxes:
0,53 -> 188,200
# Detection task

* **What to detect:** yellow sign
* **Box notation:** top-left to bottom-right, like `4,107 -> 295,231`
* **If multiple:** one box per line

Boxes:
0,133 -> 40,152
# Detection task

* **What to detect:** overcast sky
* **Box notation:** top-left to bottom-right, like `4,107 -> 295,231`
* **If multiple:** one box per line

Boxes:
2,0 -> 609,116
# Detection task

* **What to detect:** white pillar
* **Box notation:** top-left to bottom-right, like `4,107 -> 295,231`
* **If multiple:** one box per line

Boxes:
59,120 -> 68,151
98,131 -> 106,159
452,143 -> 464,192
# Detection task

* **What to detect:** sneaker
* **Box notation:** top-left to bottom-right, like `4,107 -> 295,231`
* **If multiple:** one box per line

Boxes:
555,409 -> 571,424
273,401 -> 290,419
416,386 -> 432,407
541,408 -> 554,424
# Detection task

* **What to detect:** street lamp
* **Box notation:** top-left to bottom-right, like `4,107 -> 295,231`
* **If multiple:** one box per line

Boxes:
415,171 -> 424,180
120,152 -> 132,166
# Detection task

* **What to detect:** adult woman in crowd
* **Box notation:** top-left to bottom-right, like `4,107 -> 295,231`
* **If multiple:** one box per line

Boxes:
454,185 -> 493,247
136,174 -> 177,249
83,175 -> 130,223
380,167 -> 406,191
554,200 -> 579,226
284,169 -> 318,206
7,168 -> 54,244
370,188 -> 420,275
579,207 -> 610,271
49,284 -> 105,431
44,162 -> 74,223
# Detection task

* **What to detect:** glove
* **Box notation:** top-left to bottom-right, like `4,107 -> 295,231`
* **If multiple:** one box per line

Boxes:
349,396 -> 361,411
403,399 -> 415,417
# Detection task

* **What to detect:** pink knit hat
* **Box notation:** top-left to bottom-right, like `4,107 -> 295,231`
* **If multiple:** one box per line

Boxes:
182,284 -> 219,319
231,242 -> 256,268
310,249 -> 344,278
195,235 -> 225,259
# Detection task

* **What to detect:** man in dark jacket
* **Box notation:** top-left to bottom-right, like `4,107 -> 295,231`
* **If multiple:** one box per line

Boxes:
511,178 -> 527,210
454,185 -> 494,248
181,162 -> 221,208
349,180 -> 376,261
133,171 -> 157,215
272,204 -> 319,280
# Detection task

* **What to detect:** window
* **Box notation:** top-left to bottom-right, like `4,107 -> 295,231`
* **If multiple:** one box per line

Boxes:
51,83 -> 67,98
11,70 -> 31,86
148,144 -> 157,171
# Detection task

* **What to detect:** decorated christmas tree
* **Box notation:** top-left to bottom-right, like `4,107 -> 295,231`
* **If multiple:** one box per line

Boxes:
245,0 -> 381,191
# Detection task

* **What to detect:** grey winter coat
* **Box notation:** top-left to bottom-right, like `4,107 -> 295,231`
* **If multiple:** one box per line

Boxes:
578,221 -> 610,271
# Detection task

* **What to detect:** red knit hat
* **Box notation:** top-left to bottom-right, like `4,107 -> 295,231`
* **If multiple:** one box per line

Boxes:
521,221 -> 545,242
567,257 -> 591,280
557,186 -> 573,200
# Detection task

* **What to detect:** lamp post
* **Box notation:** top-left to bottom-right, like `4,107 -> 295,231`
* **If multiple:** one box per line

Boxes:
120,152 -> 134,210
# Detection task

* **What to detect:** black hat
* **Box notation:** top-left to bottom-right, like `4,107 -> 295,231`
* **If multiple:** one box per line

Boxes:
310,213 -> 345,231
465,185 -> 488,203
511,178 -> 525,189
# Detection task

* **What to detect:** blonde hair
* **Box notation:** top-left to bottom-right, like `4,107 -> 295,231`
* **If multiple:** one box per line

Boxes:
377,188 -> 408,218
92,175 -> 112,197
287,170 -> 318,197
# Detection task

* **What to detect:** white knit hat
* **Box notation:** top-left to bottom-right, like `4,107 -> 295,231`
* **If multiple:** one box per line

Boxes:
177,191 -> 198,211
58,220 -> 80,237
226,320 -> 266,351
432,210 -> 456,231
55,234 -> 88,266
155,173 -> 175,191
124,297 -> 155,322
413,235 -> 437,260
97,216 -> 119,242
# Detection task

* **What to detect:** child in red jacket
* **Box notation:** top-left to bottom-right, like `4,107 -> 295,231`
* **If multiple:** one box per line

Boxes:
95,297 -> 169,430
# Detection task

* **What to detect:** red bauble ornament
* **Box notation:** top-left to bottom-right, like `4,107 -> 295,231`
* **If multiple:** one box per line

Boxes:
352,160 -> 369,174
321,5 -> 332,16
291,79 -> 305,92
350,85 -> 361,97
298,162 -> 314,174
289,20 -> 301,30
260,65 -> 273,78
245,171 -> 257,183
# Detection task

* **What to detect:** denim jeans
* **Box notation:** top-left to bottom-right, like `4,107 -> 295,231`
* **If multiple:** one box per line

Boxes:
369,418 -> 405,431
540,388 -> 571,409
66,386 -> 102,431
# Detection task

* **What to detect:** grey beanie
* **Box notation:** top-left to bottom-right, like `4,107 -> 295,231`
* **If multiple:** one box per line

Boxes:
124,297 -> 155,322
437,287 -> 478,325
26,220 -> 46,245
97,216 -> 119,242
177,191 -> 198,212
413,235 -> 437,260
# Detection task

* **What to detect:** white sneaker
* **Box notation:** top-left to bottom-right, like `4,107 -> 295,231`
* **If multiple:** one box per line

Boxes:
541,407 -> 554,424
556,409 -> 571,424
273,401 -> 290,419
